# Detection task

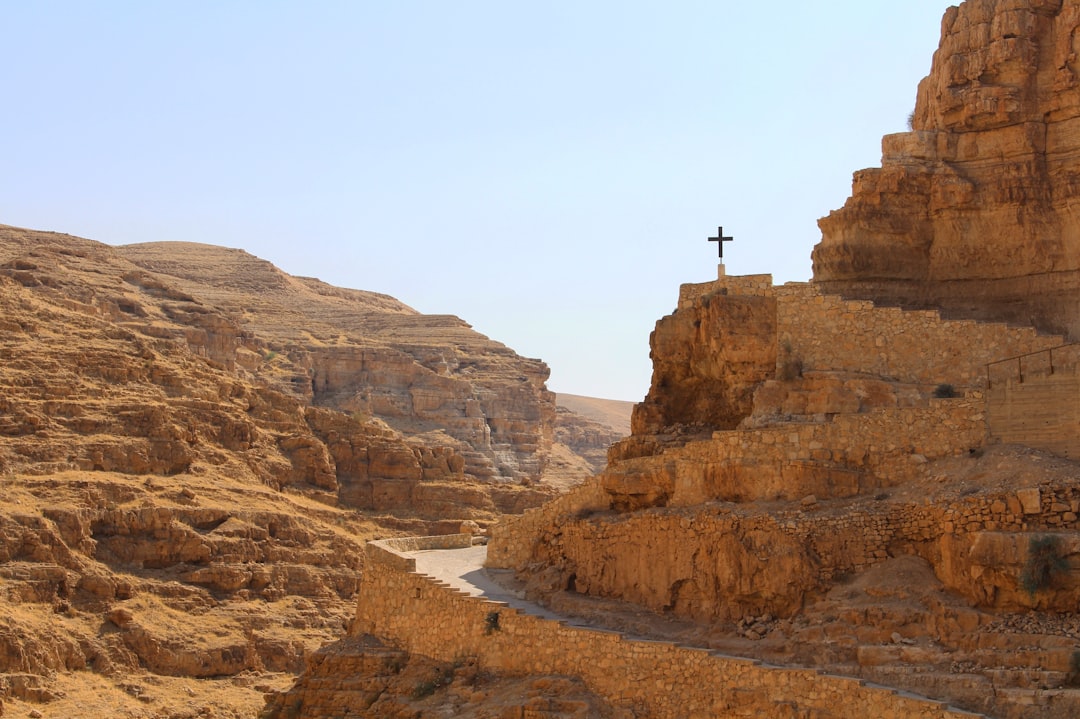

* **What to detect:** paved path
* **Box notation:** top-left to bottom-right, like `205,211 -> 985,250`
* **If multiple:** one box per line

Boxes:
408,544 -> 580,624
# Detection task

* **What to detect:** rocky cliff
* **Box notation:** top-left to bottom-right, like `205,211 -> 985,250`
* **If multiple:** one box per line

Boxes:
0,224 -> 615,717
491,272 -> 1080,719
814,0 -> 1080,338
269,3 -> 1080,717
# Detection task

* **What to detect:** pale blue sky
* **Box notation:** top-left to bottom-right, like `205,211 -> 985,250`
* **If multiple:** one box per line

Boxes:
2,2 -> 948,400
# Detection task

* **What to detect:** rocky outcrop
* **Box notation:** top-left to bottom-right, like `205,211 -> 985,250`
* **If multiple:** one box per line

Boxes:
0,224 -> 597,716
552,407 -> 623,473
261,634 -> 625,719
489,271 -> 1080,718
629,284 -> 776,439
814,0 -> 1080,338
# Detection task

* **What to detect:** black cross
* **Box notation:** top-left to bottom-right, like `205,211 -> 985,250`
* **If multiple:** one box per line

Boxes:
707,227 -> 733,258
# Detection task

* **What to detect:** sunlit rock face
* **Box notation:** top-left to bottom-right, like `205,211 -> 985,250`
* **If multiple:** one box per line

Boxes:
814,0 -> 1080,338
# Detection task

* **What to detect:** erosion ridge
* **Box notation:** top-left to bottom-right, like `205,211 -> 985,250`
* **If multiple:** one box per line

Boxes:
0,224 -> 620,717
814,0 -> 1080,338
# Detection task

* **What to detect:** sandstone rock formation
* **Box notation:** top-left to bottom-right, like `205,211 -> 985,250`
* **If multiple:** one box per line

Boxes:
814,0 -> 1080,339
488,272 -> 1080,718
273,4 -> 1080,717
0,224 -> 617,716
262,634 -> 627,719
630,280 -> 776,438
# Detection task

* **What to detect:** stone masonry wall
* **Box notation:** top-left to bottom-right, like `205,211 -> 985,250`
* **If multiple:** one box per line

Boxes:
488,398 -> 986,569
489,475 -> 1080,618
676,276 -> 1061,391
674,398 -> 988,503
677,273 -> 775,309
774,283 -> 1062,389
989,367 -> 1080,460
355,541 -> 982,719
604,398 -> 987,513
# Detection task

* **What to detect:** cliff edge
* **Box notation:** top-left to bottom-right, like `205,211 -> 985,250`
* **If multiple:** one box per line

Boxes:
815,0 -> 1080,338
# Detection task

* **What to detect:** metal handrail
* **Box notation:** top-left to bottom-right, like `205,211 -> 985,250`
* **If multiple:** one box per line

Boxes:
986,342 -> 1080,388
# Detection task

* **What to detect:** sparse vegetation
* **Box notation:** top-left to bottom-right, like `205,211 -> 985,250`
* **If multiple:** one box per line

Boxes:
778,339 -> 803,382
484,610 -> 501,634
411,678 -> 439,699
933,383 -> 958,398
1021,534 -> 1068,594
907,109 -> 916,131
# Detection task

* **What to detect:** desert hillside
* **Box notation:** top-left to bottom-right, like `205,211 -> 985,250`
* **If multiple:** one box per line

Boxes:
555,393 -> 633,438
0,224 -> 618,717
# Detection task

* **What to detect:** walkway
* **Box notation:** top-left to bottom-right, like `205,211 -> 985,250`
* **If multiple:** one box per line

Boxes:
408,544 -> 582,625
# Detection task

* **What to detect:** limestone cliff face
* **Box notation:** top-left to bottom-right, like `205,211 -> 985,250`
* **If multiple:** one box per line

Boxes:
0,226 -> 564,511
814,0 -> 1080,337
116,240 -> 557,486
629,289 -> 776,438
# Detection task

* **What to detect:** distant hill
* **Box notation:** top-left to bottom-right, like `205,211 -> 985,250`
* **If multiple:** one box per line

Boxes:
555,393 -> 634,438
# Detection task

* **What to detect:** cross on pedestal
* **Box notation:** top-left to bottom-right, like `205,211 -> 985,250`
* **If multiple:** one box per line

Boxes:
707,227 -> 733,258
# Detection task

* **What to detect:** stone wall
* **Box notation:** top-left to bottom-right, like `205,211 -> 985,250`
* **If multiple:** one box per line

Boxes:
354,541 -> 980,719
606,398 -> 987,513
365,534 -> 474,572
674,277 -> 1061,392
684,398 -> 987,501
775,283 -> 1062,389
489,475 -> 1080,619
988,348 -> 1080,459
488,396 -> 987,570
677,273 -> 775,309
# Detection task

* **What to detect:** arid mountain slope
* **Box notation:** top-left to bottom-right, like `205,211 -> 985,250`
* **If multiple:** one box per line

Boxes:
0,224 -> 610,716
554,393 -> 633,437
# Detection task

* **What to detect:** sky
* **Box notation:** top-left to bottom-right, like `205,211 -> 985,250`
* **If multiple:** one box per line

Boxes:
1,2 -> 949,401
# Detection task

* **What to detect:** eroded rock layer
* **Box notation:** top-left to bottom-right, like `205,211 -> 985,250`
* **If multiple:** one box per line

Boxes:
814,0 -> 1080,338
0,224 -> 612,716
489,273 -> 1080,718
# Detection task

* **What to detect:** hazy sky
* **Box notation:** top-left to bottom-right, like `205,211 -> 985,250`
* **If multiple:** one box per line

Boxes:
2,2 -> 949,400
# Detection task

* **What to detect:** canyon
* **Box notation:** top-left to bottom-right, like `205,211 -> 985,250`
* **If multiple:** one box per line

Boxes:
271,1 -> 1080,718
0,225 -> 624,717
10,0 -> 1080,717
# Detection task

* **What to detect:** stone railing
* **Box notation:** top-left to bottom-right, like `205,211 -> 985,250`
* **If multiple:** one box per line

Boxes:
986,342 -> 1080,388
355,539 -> 984,719
677,273 -> 775,309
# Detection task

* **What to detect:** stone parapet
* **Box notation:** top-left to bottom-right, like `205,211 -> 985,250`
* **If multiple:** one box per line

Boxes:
677,273 -> 774,309
354,543 -> 983,719
487,480 -> 607,569
366,535 -> 474,572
